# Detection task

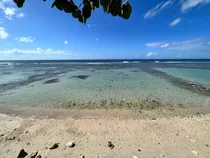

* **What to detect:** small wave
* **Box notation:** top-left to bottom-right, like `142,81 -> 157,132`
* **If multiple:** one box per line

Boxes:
0,62 -> 15,67
130,61 -> 139,63
14,63 -> 22,66
123,61 -> 129,63
86,62 -> 112,65
162,61 -> 187,63
0,62 -> 9,65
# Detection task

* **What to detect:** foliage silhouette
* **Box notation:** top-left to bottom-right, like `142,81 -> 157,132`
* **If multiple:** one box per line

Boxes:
13,0 -> 132,23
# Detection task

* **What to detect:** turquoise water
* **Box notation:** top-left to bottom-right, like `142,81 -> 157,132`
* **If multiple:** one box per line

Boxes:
0,61 -> 210,109
156,68 -> 210,86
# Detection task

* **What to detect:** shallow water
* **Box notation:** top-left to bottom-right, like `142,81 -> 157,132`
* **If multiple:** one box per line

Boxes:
0,61 -> 210,109
156,68 -> 210,86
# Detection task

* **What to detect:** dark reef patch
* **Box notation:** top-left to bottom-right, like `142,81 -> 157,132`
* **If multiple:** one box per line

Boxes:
2,72 -> 13,75
0,67 -> 70,93
71,75 -> 90,80
115,72 -> 124,75
141,68 -> 210,97
44,78 -> 60,84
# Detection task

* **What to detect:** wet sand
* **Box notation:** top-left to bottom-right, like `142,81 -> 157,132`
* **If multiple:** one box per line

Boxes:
0,106 -> 210,158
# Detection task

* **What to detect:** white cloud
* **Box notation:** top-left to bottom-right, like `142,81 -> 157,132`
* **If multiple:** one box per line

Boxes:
95,38 -> 99,41
144,0 -> 174,19
146,52 -> 156,57
0,0 -> 24,20
64,40 -> 68,44
146,42 -> 165,47
160,43 -> 169,48
15,36 -> 35,43
169,18 -> 182,26
0,0 -> 14,9
1,0 -> 13,4
0,48 -> 72,55
0,27 -> 8,39
180,0 -> 210,12
145,37 -> 210,51
16,13 -> 24,18
3,7 -> 16,20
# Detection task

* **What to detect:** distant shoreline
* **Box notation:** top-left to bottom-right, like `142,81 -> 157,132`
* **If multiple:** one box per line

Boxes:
1,58 -> 210,63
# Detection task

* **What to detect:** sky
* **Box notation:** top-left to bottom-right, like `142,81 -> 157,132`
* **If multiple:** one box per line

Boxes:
0,0 -> 210,60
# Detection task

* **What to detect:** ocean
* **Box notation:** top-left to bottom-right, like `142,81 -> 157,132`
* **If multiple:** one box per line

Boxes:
0,59 -> 210,109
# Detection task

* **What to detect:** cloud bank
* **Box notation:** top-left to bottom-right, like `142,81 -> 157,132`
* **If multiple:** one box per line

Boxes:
146,37 -> 210,51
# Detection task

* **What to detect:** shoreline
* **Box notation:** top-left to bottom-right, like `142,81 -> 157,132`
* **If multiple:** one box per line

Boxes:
0,103 -> 210,120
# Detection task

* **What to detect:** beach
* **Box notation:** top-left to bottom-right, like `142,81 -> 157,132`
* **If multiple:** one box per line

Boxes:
1,0 -> 210,156
0,60 -> 210,157
0,108 -> 210,158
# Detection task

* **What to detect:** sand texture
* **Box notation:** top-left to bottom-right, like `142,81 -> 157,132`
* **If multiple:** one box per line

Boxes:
0,109 -> 210,158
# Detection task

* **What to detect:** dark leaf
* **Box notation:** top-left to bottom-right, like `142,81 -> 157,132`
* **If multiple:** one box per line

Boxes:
116,0 -> 122,16
100,0 -> 111,12
82,5 -> 91,19
72,10 -> 80,18
78,13 -> 84,23
83,0 -> 89,6
64,1 -> 74,13
52,0 -> 66,11
14,0 -> 25,8
14,0 -> 132,24
108,0 -> 122,16
122,0 -> 132,19
108,0 -> 118,16
93,0 -> 99,8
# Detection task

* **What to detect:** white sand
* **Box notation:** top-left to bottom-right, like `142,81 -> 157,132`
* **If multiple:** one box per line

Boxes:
0,111 -> 210,158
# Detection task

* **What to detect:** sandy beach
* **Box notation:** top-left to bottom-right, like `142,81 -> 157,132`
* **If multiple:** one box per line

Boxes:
1,0 -> 210,156
0,62 -> 210,157
0,106 -> 210,158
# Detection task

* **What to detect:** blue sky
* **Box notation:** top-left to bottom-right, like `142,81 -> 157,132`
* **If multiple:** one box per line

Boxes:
0,0 -> 210,60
